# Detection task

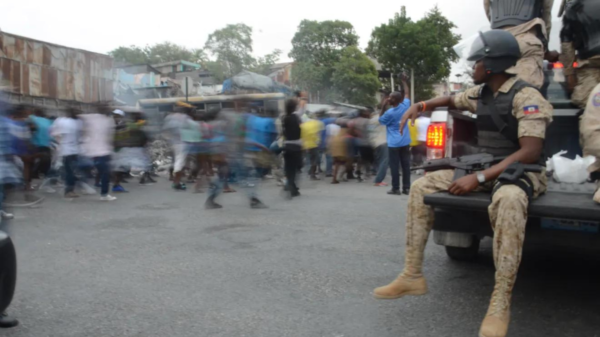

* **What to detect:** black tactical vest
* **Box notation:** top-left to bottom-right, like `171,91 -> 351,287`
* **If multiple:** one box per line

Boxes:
490,0 -> 543,29
565,0 -> 600,60
475,80 -> 538,158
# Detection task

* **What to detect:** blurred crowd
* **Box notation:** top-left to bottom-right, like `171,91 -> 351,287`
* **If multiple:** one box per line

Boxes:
0,90 -> 431,215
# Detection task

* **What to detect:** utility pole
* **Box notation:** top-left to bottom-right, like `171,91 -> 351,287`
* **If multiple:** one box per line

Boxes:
185,77 -> 189,102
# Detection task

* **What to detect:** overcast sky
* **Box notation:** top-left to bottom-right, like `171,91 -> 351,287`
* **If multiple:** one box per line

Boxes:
2,0 -> 563,78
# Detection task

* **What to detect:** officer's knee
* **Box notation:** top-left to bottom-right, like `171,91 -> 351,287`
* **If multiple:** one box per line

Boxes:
492,185 -> 528,209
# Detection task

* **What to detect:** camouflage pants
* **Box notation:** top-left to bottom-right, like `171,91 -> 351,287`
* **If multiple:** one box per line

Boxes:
403,169 -> 546,291
513,32 -> 545,89
572,67 -> 600,109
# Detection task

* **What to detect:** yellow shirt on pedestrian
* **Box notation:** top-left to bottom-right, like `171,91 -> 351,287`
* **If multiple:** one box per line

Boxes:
301,119 -> 324,150
409,121 -> 419,147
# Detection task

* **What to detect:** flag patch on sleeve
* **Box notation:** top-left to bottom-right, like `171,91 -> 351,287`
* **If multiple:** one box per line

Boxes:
523,105 -> 540,115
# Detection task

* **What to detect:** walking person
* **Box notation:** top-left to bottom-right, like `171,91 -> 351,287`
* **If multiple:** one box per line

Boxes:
205,105 -> 268,209
282,99 -> 303,197
163,103 -> 193,191
29,108 -> 53,179
301,112 -> 325,180
7,105 -> 35,191
79,105 -> 117,201
370,109 -> 388,186
349,109 -> 373,182
50,108 -> 81,199
379,90 -> 411,195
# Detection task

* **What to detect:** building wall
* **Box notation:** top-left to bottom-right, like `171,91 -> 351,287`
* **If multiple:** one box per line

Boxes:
115,69 -> 160,88
0,32 -> 113,103
269,64 -> 293,86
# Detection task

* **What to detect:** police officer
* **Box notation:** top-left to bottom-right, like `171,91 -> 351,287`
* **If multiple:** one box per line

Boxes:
559,0 -> 600,108
559,0 -> 600,203
484,0 -> 557,88
581,83 -> 600,203
373,30 -> 553,337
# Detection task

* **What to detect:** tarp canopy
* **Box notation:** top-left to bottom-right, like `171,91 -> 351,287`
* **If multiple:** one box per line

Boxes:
223,71 -> 291,95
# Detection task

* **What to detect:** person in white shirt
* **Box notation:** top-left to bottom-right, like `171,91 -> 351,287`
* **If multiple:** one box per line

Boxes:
79,105 -> 117,201
162,105 -> 193,191
50,108 -> 81,198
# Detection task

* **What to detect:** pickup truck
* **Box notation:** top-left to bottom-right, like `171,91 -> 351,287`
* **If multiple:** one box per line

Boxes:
423,61 -> 600,261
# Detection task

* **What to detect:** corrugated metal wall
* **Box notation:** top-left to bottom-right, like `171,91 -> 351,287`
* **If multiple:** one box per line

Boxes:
0,32 -> 113,103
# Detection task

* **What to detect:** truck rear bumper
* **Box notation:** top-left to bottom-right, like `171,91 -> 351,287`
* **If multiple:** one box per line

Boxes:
424,191 -> 600,221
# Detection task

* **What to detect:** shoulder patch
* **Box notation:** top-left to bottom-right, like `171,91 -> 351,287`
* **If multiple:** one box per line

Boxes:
593,92 -> 600,107
523,105 -> 540,115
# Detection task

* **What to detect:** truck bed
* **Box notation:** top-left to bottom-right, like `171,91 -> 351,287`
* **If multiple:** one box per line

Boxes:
424,181 -> 600,221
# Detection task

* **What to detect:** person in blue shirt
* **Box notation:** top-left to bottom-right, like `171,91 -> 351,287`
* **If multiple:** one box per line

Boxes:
29,108 -> 53,179
245,110 -> 278,178
379,90 -> 411,195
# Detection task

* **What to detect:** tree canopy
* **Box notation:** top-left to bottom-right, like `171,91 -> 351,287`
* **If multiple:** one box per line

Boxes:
367,6 -> 460,101
289,20 -> 363,103
109,42 -> 203,65
332,46 -> 380,106
108,23 -> 281,82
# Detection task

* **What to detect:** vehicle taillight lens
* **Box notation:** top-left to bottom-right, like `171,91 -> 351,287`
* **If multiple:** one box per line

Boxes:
427,123 -> 446,149
426,123 -> 446,160
550,62 -> 578,69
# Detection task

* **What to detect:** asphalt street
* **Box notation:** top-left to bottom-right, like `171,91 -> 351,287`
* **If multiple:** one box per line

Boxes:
2,176 -> 600,337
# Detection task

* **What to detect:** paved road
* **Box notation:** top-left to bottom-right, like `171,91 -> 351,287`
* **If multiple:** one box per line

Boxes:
2,176 -> 600,337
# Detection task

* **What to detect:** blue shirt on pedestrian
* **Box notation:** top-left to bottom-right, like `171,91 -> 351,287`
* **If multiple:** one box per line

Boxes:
30,115 -> 53,147
379,98 -> 411,148
245,114 -> 277,152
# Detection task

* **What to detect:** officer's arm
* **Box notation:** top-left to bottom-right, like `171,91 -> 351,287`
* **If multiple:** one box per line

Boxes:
483,0 -> 491,22
400,87 -> 479,134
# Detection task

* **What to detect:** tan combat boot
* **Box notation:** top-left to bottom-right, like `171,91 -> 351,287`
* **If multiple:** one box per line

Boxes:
479,282 -> 512,337
373,271 -> 428,299
593,182 -> 600,204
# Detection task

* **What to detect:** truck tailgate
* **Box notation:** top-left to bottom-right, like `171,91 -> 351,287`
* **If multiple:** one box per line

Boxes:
424,185 -> 600,221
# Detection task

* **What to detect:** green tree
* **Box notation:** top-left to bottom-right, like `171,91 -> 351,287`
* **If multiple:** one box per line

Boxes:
109,42 -> 201,65
204,23 -> 256,78
289,20 -> 359,101
109,45 -> 149,65
145,42 -> 197,64
332,46 -> 380,106
367,6 -> 460,101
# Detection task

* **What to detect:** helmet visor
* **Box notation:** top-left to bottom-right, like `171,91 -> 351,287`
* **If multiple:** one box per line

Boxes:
467,34 -> 487,62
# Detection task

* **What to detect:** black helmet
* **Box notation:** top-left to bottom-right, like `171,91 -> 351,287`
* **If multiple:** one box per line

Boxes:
467,30 -> 521,74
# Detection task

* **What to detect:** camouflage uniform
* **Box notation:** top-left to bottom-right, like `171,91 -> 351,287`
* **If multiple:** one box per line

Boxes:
484,0 -> 554,88
375,77 -> 553,337
580,83 -> 600,203
560,42 -> 600,109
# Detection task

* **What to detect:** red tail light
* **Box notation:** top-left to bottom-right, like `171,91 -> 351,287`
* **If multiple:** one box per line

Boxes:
427,123 -> 446,149
550,62 -> 578,69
